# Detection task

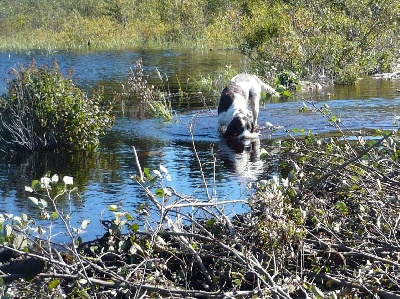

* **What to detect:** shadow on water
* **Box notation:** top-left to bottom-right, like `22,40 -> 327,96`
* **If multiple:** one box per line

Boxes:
1,48 -> 400,241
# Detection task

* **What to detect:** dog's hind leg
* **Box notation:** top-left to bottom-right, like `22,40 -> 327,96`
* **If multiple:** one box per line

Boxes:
249,91 -> 260,126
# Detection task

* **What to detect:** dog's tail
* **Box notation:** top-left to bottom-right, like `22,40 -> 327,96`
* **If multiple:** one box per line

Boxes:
254,76 -> 279,96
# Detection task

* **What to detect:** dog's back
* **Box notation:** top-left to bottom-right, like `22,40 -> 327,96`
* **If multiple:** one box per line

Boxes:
230,73 -> 277,97
218,83 -> 246,115
229,73 -> 278,127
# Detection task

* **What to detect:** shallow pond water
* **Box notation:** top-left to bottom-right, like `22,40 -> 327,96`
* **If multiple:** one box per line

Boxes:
0,48 -> 400,242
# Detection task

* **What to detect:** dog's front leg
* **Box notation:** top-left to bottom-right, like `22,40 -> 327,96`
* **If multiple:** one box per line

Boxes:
250,95 -> 260,126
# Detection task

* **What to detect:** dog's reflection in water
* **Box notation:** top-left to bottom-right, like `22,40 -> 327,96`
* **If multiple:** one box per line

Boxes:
218,137 -> 264,181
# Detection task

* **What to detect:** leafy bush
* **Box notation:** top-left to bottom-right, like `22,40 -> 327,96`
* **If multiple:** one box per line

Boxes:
0,61 -> 115,151
274,70 -> 301,98
241,0 -> 400,84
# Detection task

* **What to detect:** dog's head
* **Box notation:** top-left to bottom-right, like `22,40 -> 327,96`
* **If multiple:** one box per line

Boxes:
223,112 -> 255,139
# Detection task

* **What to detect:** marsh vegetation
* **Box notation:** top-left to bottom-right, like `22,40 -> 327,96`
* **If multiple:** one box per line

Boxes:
0,0 -> 399,84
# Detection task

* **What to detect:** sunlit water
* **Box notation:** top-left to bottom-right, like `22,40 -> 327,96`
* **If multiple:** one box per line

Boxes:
0,49 -> 400,242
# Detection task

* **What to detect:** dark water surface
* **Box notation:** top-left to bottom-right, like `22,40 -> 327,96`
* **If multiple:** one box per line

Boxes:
1,48 -> 400,241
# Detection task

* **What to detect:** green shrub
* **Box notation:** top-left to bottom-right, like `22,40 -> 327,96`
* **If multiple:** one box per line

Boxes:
0,61 -> 115,151
242,0 -> 400,84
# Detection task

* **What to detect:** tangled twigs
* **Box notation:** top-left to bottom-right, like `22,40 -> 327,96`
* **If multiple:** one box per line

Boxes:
312,130 -> 395,189
3,105 -> 400,297
130,140 -> 293,298
277,122 -> 400,297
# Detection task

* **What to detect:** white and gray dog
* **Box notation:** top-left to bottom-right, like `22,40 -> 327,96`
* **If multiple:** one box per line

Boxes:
218,73 -> 278,138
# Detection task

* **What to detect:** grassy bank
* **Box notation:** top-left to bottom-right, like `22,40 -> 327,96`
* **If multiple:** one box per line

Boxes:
0,0 -> 241,51
1,0 -> 399,83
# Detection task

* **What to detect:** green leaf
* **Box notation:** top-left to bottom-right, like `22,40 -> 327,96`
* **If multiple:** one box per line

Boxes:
205,219 -> 215,228
51,212 -> 59,220
292,128 -> 306,134
125,213 -> 134,221
282,90 -> 292,97
143,168 -> 152,180
143,239 -> 150,249
155,188 -> 164,198
334,201 -> 349,215
299,106 -> 308,112
260,148 -> 269,158
310,284 -> 325,298
31,180 -> 41,191
48,279 -> 61,290
130,223 -> 139,232
232,279 -> 242,285
109,205 -> 118,212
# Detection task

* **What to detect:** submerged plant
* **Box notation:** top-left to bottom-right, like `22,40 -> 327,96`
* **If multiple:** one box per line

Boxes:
118,58 -> 173,121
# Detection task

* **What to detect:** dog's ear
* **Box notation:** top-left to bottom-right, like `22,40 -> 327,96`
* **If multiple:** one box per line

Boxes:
223,117 -> 244,138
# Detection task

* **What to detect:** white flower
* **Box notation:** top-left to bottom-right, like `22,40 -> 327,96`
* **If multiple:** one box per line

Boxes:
51,174 -> 59,183
160,164 -> 168,174
63,176 -> 74,185
163,188 -> 172,197
41,177 -> 51,189
281,177 -> 289,187
13,216 -> 22,224
25,186 -> 33,193
160,165 -> 171,181
265,121 -> 274,128
153,169 -> 162,178
272,176 -> 280,186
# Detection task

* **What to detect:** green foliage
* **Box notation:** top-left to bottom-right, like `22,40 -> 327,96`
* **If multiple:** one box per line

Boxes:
103,0 -> 128,25
241,0 -> 400,84
274,71 -> 301,98
48,278 -> 61,290
0,213 -> 32,250
253,111 -> 400,296
0,61 -> 115,151
276,71 -> 300,88
196,65 -> 239,97
2,113 -> 400,297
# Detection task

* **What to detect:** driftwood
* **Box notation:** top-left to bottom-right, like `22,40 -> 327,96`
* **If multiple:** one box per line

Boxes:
372,70 -> 400,80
